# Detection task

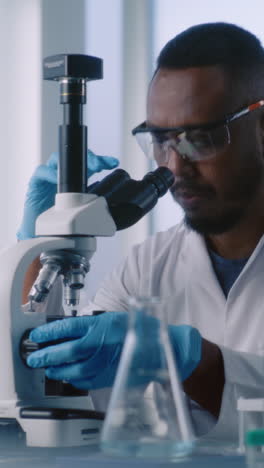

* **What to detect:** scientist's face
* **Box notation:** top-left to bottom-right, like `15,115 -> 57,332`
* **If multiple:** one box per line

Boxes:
147,66 -> 264,235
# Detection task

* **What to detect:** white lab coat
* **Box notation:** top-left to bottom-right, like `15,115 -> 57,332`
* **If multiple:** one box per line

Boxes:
37,220 -> 264,444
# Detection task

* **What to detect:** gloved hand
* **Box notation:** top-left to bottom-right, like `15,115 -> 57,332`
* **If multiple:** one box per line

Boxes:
26,312 -> 202,390
168,324 -> 202,381
27,312 -> 128,389
17,150 -> 119,240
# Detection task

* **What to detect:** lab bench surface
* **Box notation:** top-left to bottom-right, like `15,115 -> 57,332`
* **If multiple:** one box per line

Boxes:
56,453 -> 247,468
0,446 -> 247,468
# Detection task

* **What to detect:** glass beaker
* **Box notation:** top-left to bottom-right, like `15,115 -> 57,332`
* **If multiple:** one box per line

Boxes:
100,296 -> 196,460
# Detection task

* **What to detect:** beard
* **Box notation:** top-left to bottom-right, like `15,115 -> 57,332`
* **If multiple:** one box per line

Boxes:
184,206 -> 247,235
172,155 -> 264,236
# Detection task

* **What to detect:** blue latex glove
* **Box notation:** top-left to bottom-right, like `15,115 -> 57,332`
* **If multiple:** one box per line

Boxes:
17,150 -> 119,240
27,313 -> 128,389
168,325 -> 202,381
27,313 -> 202,390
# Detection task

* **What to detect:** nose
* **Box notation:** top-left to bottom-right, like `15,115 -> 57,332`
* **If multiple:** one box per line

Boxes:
164,146 -> 196,178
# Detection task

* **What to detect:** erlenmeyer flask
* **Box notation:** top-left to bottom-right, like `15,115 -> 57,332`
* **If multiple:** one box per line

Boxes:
100,296 -> 196,460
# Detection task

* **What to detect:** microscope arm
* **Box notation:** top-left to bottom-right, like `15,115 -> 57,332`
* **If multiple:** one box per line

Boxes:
0,237 -> 75,402
36,192 -> 116,237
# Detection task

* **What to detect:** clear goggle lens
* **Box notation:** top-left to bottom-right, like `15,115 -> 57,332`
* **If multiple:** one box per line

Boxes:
135,124 -> 230,163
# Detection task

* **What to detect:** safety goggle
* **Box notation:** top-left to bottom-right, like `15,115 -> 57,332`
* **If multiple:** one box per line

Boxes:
132,100 -> 264,163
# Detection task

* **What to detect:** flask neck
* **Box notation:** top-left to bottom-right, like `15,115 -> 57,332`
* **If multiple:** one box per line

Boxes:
128,298 -> 167,341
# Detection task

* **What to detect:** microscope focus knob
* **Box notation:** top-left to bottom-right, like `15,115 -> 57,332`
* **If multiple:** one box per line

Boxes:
20,328 -> 74,365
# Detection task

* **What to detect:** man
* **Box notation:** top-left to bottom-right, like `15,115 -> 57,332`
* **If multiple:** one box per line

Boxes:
19,22 -> 264,441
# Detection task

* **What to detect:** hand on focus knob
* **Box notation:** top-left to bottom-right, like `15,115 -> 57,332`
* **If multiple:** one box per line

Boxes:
27,312 -> 202,390
27,312 -> 128,389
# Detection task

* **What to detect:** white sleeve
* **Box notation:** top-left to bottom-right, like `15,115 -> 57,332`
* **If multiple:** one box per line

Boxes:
80,245 -> 141,315
199,346 -> 264,444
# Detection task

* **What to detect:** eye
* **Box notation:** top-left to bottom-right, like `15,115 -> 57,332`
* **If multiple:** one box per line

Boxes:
151,132 -> 167,145
186,130 -> 212,149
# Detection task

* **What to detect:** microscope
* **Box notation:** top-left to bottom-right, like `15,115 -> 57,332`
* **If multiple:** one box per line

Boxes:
0,54 -> 174,448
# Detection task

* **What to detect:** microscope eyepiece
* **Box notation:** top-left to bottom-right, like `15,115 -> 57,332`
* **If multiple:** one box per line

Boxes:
88,166 -> 174,230
143,166 -> 175,197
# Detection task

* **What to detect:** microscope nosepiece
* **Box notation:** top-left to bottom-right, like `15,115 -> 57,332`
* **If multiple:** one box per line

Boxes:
28,251 -> 89,308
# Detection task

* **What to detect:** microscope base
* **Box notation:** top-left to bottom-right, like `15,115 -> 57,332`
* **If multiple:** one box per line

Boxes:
19,407 -> 103,447
0,396 -> 104,447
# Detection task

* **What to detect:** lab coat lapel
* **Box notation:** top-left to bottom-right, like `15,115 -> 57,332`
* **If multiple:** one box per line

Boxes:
183,228 -> 227,343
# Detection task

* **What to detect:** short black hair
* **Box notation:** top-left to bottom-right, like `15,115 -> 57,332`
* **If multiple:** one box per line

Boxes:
155,23 -> 264,104
157,22 -> 264,69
